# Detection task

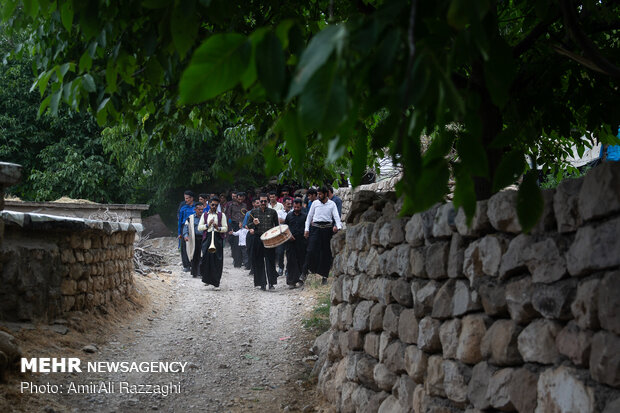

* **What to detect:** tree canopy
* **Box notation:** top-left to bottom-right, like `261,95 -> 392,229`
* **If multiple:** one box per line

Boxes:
2,0 -> 619,231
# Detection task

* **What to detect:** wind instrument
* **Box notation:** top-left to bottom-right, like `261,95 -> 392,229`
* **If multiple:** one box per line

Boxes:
207,214 -> 217,253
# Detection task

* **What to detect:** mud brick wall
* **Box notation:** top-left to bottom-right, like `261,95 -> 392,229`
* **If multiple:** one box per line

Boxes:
317,161 -> 620,413
0,213 -> 138,322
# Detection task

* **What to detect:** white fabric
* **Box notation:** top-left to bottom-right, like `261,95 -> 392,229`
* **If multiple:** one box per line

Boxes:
305,198 -> 342,231
185,214 -> 195,257
268,201 -> 284,211
232,228 -> 249,246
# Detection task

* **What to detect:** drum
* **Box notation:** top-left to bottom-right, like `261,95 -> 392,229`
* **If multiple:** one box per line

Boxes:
260,224 -> 292,248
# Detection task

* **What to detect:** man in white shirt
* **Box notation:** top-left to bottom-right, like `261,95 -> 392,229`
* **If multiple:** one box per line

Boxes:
268,190 -> 284,211
304,186 -> 342,285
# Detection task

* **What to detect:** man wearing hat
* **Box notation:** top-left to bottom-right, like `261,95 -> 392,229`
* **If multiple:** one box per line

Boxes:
177,190 -> 196,272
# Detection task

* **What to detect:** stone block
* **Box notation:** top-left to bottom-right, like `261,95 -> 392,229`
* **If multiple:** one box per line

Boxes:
531,188 -> 557,234
531,278 -> 577,320
432,202 -> 456,238
340,382 -> 358,413
0,331 -> 22,362
365,248 -> 382,277
346,352 -> 365,381
481,319 -> 522,366
456,314 -> 488,364
455,200 -> 492,237
374,278 -> 394,305
443,359 -> 470,405
508,368 -> 538,413
425,242 -> 450,280
413,280 -> 438,318
371,216 -> 389,246
345,250 -> 358,276
405,214 -> 425,247
589,331 -> 620,388
380,218 -> 406,247
356,222 -> 375,252
331,275 -> 344,304
394,244 -> 412,279
486,368 -> 515,411
404,345 -> 428,383
392,374 -> 416,413
527,237 -> 567,283
409,247 -> 426,279
535,366 -> 595,413
383,304 -> 403,337
345,330 -> 364,351
566,217 -> 620,276
571,277 -> 600,330
61,279 -> 77,295
479,279 -> 508,317
383,340 -> 406,374
364,333 -> 381,360
505,277 -> 539,324
425,355 -> 445,397
418,316 -> 441,353
391,278 -> 413,307
379,332 -> 392,363
599,270 -> 620,335
517,319 -> 562,364
378,395 -> 401,413
578,161 -> 620,221
603,397 -> 620,413
555,321 -> 592,367
369,303 -> 385,332
374,362 -> 398,391
487,189 -> 522,233
468,361 -> 494,410
356,355 -> 379,389
554,176 -> 584,233
448,233 -> 466,279
452,279 -> 482,316
439,319 -> 462,359
353,300 -> 374,332
398,308 -> 419,344
464,235 -> 507,285
431,279 -> 455,319
355,388 -> 389,413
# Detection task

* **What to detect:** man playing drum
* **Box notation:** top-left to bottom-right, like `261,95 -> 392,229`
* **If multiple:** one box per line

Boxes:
247,193 -> 280,290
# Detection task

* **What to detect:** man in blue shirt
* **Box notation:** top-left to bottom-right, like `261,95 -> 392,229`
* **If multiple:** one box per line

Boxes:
177,190 -> 196,272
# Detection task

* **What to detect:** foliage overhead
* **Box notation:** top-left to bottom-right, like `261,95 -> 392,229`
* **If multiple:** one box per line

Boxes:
2,0 -> 619,232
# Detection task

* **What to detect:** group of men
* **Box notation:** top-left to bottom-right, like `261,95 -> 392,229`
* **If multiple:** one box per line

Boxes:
177,186 -> 343,291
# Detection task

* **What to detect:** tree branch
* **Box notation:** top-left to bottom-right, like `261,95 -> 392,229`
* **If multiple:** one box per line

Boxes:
512,14 -> 559,58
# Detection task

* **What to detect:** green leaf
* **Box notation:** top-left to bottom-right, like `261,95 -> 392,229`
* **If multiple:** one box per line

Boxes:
37,94 -> 51,117
83,74 -> 96,92
275,20 -> 294,50
350,135 -> 368,187
263,142 -> 284,177
276,110 -> 305,167
96,97 -> 110,125
171,0 -> 198,58
483,37 -> 516,107
1,0 -> 18,21
23,0 -> 39,18
452,163 -> 476,224
49,90 -> 62,115
287,24 -> 346,100
447,0 -> 469,29
179,33 -> 251,104
456,131 -> 488,177
493,150 -> 525,192
105,60 -> 117,93
79,51 -> 92,73
411,159 -> 450,212
255,31 -> 286,101
298,60 -> 347,135
517,171 -> 543,233
60,0 -> 74,33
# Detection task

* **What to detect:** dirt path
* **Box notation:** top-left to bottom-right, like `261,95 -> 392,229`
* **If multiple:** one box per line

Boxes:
1,238 -> 329,413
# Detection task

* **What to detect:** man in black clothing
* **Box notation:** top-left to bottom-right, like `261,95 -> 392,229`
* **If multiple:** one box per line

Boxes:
247,194 -> 279,290
284,198 -> 307,288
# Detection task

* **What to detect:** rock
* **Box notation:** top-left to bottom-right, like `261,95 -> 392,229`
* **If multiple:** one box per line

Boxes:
404,345 -> 428,383
425,355 -> 445,397
480,319 -> 522,366
571,277 -> 600,330
378,395 -> 402,413
379,218 -> 406,247
531,188 -> 557,234
394,244 -> 413,279
468,361 -> 494,410
398,308 -> 419,344
0,331 -> 22,362
531,278 -> 577,320
443,359 -> 470,405
456,314 -> 488,364
527,237 -> 567,284
409,247 -> 426,278
555,321 -> 592,367
603,397 -> 620,413
452,279 -> 481,316
478,279 -> 508,317
348,191 -> 380,224
487,190 -> 521,233
455,200 -> 492,237
383,304 -> 403,338
431,280 -> 455,319
535,366 -> 595,413
346,352 -> 365,381
463,235 -> 507,284
364,333 -> 381,359
393,374 -> 416,413
413,280 -> 438,318
344,330 -> 364,352
499,233 -> 531,278
417,317 -> 441,353
554,176 -> 584,233
391,278 -> 413,307
439,319 -> 462,359
566,217 -> 620,276
379,332 -> 392,363
383,340 -> 407,374
369,303 -> 386,332
448,233 -> 466,279
356,355 -> 379,389
405,214 -> 425,247
340,382 -> 358,413
486,368 -> 515,410
365,248 -> 382,277
507,368 -> 538,413
425,242 -> 450,280
374,363 -> 398,391
505,277 -> 539,324
517,319 -> 562,364
578,161 -> 620,221
589,331 -> 620,388
353,300 -> 375,332
432,203 -> 456,238
598,270 -> 620,335
331,275 -> 344,304
82,344 -> 97,353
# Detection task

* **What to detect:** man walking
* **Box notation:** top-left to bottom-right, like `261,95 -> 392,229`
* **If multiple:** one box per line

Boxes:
227,191 -> 247,268
248,194 -> 279,290
275,197 -> 292,276
304,186 -> 342,285
244,198 -> 260,274
285,198 -> 307,288
327,186 -> 343,218
183,202 -> 205,278
198,197 -> 228,289
177,190 -> 196,272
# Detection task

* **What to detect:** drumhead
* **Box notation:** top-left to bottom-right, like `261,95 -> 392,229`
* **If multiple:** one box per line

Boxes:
260,224 -> 289,240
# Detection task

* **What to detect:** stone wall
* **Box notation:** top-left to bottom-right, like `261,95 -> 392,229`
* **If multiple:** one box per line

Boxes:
0,211 -> 139,321
334,176 -> 401,223
316,161 -> 620,413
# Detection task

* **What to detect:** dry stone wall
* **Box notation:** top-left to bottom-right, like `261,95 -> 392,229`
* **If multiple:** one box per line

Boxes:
0,212 -> 138,321
316,161 -> 620,413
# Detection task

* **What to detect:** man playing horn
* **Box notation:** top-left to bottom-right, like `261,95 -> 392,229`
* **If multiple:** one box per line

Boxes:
247,193 -> 279,290
198,197 -> 228,289
182,202 -> 205,278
